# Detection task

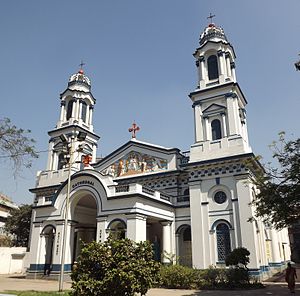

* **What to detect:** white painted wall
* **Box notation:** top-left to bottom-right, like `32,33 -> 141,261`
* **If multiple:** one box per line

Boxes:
0,247 -> 29,274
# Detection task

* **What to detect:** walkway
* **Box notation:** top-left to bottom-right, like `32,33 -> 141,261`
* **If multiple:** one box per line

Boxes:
0,274 -> 299,296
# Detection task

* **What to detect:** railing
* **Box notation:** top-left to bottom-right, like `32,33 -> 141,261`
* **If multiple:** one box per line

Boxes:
142,186 -> 155,196
115,185 -> 129,193
160,193 -> 171,202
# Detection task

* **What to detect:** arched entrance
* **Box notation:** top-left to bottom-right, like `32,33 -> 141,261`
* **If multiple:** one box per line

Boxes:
72,193 -> 97,262
107,219 -> 126,240
41,225 -> 55,275
177,225 -> 192,267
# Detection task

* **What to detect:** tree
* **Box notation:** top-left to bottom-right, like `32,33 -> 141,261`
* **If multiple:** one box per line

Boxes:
4,204 -> 32,247
0,117 -> 38,176
250,132 -> 300,229
71,238 -> 160,296
225,247 -> 250,268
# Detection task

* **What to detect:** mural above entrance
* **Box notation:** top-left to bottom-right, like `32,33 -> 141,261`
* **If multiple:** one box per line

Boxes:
102,151 -> 168,177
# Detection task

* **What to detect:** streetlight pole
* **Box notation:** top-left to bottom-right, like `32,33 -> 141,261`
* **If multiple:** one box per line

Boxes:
58,135 -> 74,292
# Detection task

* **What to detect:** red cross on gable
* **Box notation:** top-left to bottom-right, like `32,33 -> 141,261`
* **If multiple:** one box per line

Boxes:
128,121 -> 140,139
82,154 -> 92,167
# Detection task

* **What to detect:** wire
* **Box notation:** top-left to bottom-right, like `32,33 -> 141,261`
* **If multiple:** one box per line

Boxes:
0,149 -> 49,158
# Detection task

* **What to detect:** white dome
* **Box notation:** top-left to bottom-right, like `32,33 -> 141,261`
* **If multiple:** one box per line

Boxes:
68,69 -> 91,88
200,23 -> 228,45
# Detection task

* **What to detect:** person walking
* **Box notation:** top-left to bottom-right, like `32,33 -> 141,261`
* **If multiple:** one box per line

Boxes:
285,262 -> 297,293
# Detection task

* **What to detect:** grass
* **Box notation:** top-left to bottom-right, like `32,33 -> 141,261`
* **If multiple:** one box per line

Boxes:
0,291 -> 70,296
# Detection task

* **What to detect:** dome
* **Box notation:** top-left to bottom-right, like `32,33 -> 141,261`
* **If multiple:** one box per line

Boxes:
199,23 -> 228,45
68,69 -> 91,89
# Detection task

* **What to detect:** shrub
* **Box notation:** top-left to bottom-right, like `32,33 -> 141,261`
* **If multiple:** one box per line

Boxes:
160,265 -> 197,289
226,267 -> 250,287
70,238 -> 160,296
225,247 -> 250,268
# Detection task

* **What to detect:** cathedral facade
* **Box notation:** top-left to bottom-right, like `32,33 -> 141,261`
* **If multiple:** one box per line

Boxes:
28,23 -> 290,279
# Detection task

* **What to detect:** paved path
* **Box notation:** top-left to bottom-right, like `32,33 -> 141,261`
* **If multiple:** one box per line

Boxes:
0,274 -> 299,295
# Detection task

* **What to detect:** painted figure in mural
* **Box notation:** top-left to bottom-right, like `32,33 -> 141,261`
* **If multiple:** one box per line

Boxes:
141,158 -> 147,172
285,262 -> 297,293
128,153 -> 139,171
117,159 -> 124,177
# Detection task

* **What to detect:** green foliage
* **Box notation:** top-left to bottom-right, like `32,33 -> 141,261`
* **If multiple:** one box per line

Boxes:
225,247 -> 250,268
249,133 -> 300,229
0,117 -> 38,176
160,264 -> 199,289
70,238 -> 160,296
225,267 -> 250,286
0,234 -> 13,247
4,204 -> 32,247
160,265 -> 260,290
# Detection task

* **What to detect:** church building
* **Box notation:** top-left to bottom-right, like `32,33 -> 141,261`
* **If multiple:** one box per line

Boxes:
27,22 -> 290,279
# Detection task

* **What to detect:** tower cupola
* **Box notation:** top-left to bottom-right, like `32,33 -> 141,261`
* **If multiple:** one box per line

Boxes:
45,67 -> 100,172
194,22 -> 236,90
68,69 -> 91,92
189,22 -> 251,163
200,23 -> 228,45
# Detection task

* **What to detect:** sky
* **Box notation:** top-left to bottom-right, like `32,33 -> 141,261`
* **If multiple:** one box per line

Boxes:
0,0 -> 299,205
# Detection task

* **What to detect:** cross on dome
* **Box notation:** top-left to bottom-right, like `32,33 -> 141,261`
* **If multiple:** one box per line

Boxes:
128,121 -> 140,139
207,13 -> 216,24
78,60 -> 85,74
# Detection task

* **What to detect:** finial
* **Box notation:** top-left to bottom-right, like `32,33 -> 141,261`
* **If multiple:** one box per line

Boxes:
128,121 -> 140,139
207,13 -> 216,25
78,60 -> 85,74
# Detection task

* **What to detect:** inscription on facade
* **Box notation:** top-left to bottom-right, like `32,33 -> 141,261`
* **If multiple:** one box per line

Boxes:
72,180 -> 95,189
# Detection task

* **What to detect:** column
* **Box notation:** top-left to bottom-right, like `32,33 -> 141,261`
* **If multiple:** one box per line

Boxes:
78,99 -> 83,121
194,105 -> 204,142
225,52 -> 232,78
76,99 -> 81,120
196,60 -> 201,86
161,221 -> 172,264
46,141 -> 54,170
96,217 -> 108,243
204,117 -> 210,141
71,99 -> 76,118
189,180 -> 205,268
55,221 -> 72,273
28,223 -> 43,273
231,62 -> 236,81
217,50 -> 225,84
221,112 -> 227,137
60,101 -> 66,122
126,214 -> 147,242
85,104 -> 90,124
236,175 -> 260,269
89,105 -> 94,126
269,228 -> 282,265
226,94 -> 239,136
199,56 -> 206,88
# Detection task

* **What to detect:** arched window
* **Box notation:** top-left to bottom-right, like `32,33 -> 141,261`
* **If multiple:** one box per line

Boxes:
211,119 -> 222,140
57,153 -> 65,170
207,55 -> 219,80
216,223 -> 231,261
81,101 -> 87,122
183,227 -> 191,241
66,100 -> 74,120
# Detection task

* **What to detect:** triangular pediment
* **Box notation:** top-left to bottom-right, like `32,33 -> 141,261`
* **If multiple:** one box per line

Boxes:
202,103 -> 226,115
93,139 -> 180,178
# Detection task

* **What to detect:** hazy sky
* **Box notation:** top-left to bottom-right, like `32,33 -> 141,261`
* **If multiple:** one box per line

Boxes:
0,0 -> 299,204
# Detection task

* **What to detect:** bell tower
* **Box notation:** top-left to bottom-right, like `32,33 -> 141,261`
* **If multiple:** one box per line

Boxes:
189,22 -> 251,162
46,68 -> 100,171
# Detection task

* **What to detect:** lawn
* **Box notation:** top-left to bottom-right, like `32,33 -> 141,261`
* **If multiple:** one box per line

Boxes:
0,291 -> 70,296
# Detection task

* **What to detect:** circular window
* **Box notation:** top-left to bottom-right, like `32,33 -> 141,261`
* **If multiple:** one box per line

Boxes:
214,191 -> 227,204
